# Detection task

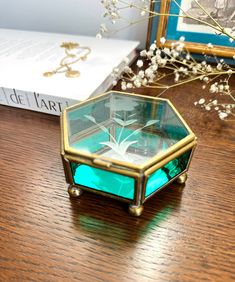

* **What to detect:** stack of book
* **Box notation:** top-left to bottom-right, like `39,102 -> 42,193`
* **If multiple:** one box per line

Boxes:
0,28 -> 139,115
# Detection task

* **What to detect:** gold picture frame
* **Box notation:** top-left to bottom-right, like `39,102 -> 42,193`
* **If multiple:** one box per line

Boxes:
148,0 -> 235,58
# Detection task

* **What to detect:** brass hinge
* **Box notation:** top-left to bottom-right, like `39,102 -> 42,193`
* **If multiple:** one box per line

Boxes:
93,158 -> 112,168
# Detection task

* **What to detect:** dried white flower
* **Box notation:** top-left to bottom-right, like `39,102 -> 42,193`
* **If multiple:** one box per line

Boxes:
163,48 -> 171,56
134,79 -> 141,87
219,112 -> 228,120
201,61 -> 207,66
140,50 -> 147,57
138,70 -> 145,78
160,37 -> 166,45
124,66 -> 132,73
100,12 -> 235,121
174,72 -> 180,82
121,81 -> 127,91
136,60 -> 143,68
186,54 -> 191,60
96,33 -> 102,39
210,84 -> 218,93
217,63 -> 222,71
150,43 -> 156,51
203,76 -> 209,82
206,65 -> 212,72
218,85 -> 224,92
192,67 -> 198,75
207,43 -> 213,48
145,68 -> 154,78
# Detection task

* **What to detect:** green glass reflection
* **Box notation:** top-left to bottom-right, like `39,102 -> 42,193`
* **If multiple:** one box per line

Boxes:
71,162 -> 135,200
145,150 -> 191,197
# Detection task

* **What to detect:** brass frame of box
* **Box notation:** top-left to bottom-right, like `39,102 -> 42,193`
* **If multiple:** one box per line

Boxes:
61,91 -> 197,216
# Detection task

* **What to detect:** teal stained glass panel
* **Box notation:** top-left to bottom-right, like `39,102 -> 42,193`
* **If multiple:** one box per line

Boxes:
145,150 -> 191,197
71,163 -> 135,200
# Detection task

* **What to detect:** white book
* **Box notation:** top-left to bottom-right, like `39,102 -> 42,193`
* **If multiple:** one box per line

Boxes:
0,28 -> 139,115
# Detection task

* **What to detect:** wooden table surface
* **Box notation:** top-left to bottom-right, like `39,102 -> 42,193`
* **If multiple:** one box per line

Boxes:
0,80 -> 234,282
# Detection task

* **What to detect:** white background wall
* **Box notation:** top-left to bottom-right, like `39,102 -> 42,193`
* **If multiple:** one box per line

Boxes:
0,0 -> 148,48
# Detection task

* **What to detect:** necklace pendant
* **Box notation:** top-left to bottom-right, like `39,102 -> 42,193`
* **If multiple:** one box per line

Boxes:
43,71 -> 54,77
65,70 -> 80,78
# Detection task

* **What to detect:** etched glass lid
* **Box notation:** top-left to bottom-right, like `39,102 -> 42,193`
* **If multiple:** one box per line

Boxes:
66,92 -> 190,165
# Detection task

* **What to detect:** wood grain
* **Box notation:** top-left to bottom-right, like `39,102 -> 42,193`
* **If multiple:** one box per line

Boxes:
0,80 -> 235,282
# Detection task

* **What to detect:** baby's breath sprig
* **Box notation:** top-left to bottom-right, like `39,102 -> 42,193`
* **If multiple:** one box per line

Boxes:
98,0 -> 235,41
99,0 -> 235,120
111,37 -> 235,121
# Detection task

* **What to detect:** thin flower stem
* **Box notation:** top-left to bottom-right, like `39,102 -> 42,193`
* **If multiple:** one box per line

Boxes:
193,0 -> 223,29
122,67 -> 235,91
228,93 -> 235,102
171,0 -> 226,35
207,74 -> 223,83
119,0 -> 227,36
119,0 -> 193,19
100,0 -> 235,40
157,88 -> 169,97
106,14 -> 156,36
101,1 -> 235,121
145,70 -> 235,89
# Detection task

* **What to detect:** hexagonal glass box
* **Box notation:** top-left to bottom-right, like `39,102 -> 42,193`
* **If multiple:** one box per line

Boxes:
61,91 -> 197,216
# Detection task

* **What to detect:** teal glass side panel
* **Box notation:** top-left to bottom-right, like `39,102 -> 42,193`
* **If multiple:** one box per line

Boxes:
145,150 -> 192,197
71,163 -> 135,200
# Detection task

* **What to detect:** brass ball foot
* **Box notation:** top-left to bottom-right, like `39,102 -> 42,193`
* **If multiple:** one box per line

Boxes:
68,185 -> 83,198
128,204 -> 144,217
176,173 -> 188,184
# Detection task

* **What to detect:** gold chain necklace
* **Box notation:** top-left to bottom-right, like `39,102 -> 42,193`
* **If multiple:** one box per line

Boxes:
43,42 -> 91,78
